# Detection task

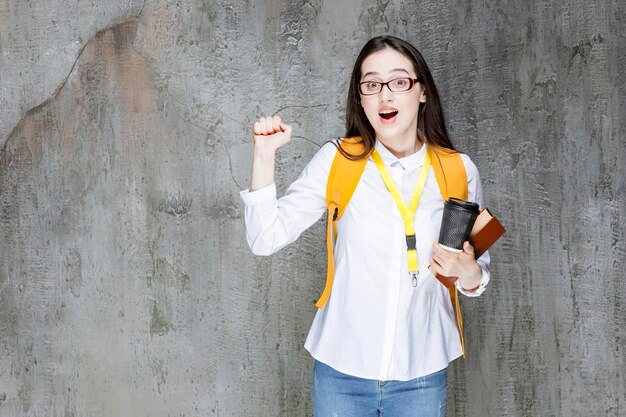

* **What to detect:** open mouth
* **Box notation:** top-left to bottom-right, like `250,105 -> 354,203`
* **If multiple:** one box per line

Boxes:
378,108 -> 398,125
379,110 -> 399,120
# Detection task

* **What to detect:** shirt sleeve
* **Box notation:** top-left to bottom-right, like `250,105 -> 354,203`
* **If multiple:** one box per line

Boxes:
239,141 -> 337,256
455,154 -> 490,297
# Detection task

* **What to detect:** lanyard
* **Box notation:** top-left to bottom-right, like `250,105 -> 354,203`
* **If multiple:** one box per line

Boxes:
371,146 -> 432,286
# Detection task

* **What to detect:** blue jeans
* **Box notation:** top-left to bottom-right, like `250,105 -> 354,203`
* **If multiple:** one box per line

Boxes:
313,360 -> 447,417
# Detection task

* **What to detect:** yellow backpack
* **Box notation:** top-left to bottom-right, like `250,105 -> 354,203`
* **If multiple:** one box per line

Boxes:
317,136 -> 471,356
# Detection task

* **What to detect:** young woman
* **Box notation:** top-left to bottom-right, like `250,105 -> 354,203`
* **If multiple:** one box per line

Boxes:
240,36 -> 490,417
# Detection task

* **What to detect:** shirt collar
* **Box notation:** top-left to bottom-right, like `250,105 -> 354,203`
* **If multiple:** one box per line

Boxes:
373,139 -> 427,171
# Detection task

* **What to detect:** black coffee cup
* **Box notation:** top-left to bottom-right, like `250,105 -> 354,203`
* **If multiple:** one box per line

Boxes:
438,198 -> 480,252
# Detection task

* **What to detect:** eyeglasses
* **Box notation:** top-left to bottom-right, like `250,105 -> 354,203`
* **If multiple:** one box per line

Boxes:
358,77 -> 420,95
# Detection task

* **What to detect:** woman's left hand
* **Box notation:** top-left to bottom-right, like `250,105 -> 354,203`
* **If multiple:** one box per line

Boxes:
429,241 -> 482,291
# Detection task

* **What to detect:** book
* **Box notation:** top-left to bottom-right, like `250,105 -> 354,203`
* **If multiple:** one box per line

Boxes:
434,208 -> 506,288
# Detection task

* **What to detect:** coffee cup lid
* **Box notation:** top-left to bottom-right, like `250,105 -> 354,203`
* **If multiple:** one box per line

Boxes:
445,197 -> 479,213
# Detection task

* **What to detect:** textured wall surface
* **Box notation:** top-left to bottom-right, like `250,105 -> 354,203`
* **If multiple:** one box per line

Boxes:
0,0 -> 624,416
0,0 -> 146,149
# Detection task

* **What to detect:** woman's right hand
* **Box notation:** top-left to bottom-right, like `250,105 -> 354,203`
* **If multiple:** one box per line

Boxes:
249,115 -> 291,191
252,115 -> 292,153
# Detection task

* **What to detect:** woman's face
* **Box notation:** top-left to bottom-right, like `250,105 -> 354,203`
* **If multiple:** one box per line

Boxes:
359,47 -> 426,144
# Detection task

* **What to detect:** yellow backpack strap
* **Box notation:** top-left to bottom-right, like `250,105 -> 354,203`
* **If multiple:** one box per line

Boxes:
315,137 -> 368,308
430,146 -> 469,357
430,146 -> 468,201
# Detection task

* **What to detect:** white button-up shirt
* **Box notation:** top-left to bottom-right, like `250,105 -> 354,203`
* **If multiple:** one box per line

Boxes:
240,139 -> 490,381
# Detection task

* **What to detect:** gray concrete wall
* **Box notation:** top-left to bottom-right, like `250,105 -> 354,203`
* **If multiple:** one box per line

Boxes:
0,0 -> 623,416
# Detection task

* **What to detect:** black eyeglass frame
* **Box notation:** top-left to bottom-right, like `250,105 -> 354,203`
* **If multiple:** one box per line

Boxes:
358,77 -> 421,96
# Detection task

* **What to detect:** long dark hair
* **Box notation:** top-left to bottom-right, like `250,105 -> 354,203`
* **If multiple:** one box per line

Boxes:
337,36 -> 455,160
